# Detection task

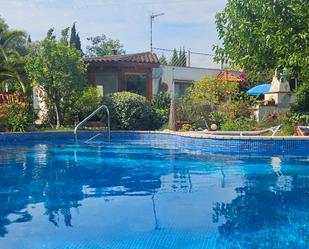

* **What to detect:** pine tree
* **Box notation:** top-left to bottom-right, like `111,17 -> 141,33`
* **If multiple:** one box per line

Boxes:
76,33 -> 81,51
180,48 -> 187,67
46,28 -> 56,39
170,49 -> 179,66
178,48 -> 182,66
69,23 -> 76,49
159,54 -> 168,65
177,48 -> 187,67
60,27 -> 70,46
69,23 -> 82,52
27,35 -> 31,43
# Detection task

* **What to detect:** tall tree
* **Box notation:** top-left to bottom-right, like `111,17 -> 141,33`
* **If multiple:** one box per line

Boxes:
214,0 -> 309,114
68,23 -> 82,52
69,23 -> 76,49
213,0 -> 309,80
25,33 -> 86,128
170,49 -> 179,66
159,54 -> 168,65
85,34 -> 125,57
60,27 -> 70,46
75,33 -> 81,51
179,48 -> 187,67
46,28 -> 56,40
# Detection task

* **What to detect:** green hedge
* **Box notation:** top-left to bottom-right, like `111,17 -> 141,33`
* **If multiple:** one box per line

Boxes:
103,92 -> 161,130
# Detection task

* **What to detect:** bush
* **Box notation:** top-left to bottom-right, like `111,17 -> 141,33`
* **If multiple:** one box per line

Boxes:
5,104 -> 35,132
103,92 -> 160,130
209,111 -> 226,128
221,117 -> 257,131
154,108 -> 169,126
68,87 -> 102,122
175,77 -> 246,130
257,112 -> 295,136
152,92 -> 170,127
179,123 -> 196,132
290,113 -> 309,126
176,96 -> 211,125
0,117 -> 8,132
152,92 -> 171,110
291,81 -> 309,113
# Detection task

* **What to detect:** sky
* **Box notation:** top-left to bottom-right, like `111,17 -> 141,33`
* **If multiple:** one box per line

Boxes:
0,0 -> 227,68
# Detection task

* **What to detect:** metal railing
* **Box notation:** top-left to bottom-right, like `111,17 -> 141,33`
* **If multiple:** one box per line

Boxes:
74,105 -> 110,141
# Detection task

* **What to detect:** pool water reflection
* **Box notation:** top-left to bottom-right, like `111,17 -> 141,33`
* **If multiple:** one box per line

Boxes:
0,139 -> 308,248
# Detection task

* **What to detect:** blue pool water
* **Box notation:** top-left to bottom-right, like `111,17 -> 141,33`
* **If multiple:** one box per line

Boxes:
0,137 -> 308,249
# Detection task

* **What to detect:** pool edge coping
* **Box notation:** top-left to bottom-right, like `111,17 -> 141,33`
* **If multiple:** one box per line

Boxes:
0,130 -> 309,141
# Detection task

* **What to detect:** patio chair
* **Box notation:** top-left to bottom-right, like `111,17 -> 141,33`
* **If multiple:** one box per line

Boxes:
202,125 -> 282,137
296,126 -> 309,136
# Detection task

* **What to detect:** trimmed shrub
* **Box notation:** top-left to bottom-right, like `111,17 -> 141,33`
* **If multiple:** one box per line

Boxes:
103,92 -> 160,130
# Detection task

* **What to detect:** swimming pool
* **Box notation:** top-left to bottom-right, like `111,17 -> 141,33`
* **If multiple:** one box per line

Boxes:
0,132 -> 308,248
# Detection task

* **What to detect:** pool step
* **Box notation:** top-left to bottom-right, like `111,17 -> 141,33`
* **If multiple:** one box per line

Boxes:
84,133 -> 103,143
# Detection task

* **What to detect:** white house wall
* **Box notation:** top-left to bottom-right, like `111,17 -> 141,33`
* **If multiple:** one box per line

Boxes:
154,65 -> 223,95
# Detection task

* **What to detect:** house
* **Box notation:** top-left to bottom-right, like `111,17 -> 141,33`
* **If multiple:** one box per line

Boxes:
159,66 -> 244,95
83,52 -> 160,100
84,52 -> 245,98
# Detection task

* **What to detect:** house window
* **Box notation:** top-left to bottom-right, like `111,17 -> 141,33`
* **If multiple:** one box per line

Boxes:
96,73 -> 118,95
125,74 -> 147,97
174,81 -> 192,95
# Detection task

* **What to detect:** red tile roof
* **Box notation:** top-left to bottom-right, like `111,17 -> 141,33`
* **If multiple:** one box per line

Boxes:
217,71 -> 245,82
83,52 -> 159,65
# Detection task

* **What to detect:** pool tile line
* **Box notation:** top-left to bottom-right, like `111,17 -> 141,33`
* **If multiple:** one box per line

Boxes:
0,131 -> 308,155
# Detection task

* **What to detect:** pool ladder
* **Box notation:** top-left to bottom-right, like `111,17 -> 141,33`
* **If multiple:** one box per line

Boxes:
74,105 -> 110,142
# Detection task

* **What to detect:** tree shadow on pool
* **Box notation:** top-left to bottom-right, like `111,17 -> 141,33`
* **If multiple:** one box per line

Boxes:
0,144 -> 173,236
212,174 -> 309,248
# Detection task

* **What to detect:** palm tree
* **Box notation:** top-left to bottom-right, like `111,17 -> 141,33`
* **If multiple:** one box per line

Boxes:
0,19 -> 26,93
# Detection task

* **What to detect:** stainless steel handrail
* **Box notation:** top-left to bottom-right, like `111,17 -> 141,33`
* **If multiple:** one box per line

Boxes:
74,105 -> 110,141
